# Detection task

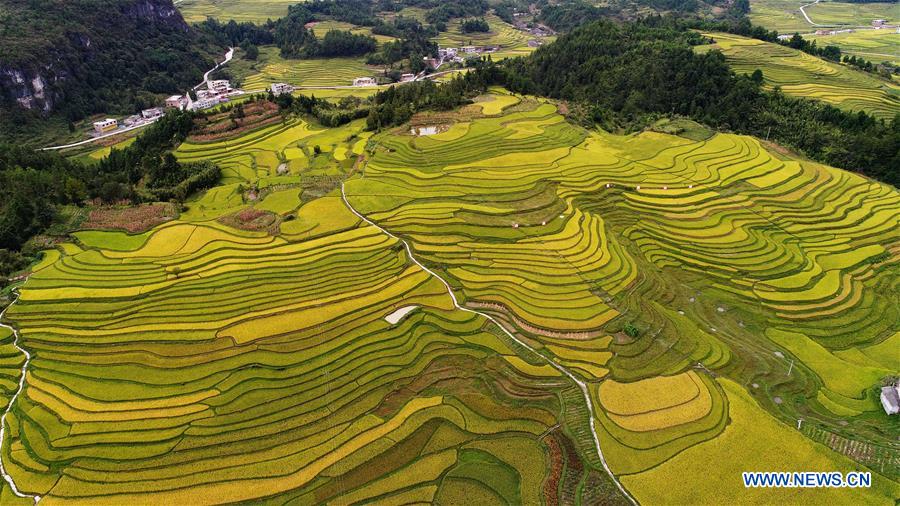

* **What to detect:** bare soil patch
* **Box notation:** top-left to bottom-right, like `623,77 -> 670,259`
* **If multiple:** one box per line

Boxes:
218,208 -> 281,235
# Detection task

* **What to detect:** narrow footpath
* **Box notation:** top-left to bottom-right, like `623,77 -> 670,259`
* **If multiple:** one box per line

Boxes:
340,183 -> 637,505
0,289 -> 39,504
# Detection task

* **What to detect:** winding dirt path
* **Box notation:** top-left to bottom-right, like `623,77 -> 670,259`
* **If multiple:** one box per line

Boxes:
340,183 -> 636,505
0,289 -> 39,503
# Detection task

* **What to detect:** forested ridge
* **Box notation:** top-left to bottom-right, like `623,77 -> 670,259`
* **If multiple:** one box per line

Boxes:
0,0 -> 222,128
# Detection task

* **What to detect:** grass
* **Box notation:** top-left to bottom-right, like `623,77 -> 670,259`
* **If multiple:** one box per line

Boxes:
699,32 -> 900,119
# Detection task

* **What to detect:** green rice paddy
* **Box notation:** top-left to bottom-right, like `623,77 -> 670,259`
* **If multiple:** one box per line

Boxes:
1,89 -> 898,503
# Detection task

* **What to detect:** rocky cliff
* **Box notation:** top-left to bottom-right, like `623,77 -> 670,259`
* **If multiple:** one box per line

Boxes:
0,0 -> 216,120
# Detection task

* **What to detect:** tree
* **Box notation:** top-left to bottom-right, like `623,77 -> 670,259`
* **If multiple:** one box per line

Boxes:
242,41 -> 259,60
750,69 -> 764,84
624,323 -> 640,338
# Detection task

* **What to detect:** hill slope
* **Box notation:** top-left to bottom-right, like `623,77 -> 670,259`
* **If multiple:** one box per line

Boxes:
1,92 -> 897,503
698,31 -> 900,120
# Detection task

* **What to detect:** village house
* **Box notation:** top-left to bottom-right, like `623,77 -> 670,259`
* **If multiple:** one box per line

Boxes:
207,79 -> 231,94
530,24 -> 554,37
400,73 -> 416,82
141,107 -> 163,119
872,19 -> 886,27
197,89 -> 218,100
270,82 -> 294,95
122,114 -> 142,127
352,77 -> 377,87
881,383 -> 900,415
92,118 -> 118,134
422,57 -> 439,69
165,95 -> 187,109
191,96 -> 222,111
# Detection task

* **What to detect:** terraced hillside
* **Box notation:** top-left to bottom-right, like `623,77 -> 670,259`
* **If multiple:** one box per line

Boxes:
177,0 -> 296,23
239,47 -> 382,91
807,29 -> 900,66
345,93 -> 900,498
700,32 -> 900,119
1,91 -> 898,503
309,20 -> 398,46
433,14 -> 552,59
749,0 -> 898,33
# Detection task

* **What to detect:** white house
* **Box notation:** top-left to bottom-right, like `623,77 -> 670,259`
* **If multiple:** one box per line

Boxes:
207,79 -> 231,94
400,73 -> 416,82
270,82 -> 294,95
197,89 -> 218,100
190,96 -> 220,111
881,384 -> 900,415
141,107 -> 163,119
353,77 -> 377,87
92,118 -> 118,134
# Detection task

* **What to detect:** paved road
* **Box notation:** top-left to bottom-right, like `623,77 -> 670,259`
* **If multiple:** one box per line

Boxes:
799,0 -> 823,26
42,47 -> 234,151
0,288 -> 39,503
40,119 -> 159,151
195,47 -> 234,91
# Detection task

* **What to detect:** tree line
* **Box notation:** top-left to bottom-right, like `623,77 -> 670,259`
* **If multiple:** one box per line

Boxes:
0,110 -> 221,281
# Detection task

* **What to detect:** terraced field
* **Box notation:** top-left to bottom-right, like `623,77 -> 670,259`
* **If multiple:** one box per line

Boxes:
700,32 -> 900,119
749,0 -> 898,33
433,14 -> 551,59
1,90 -> 898,503
807,29 -> 900,66
240,47 -> 381,91
176,0 -> 296,23
343,93 -> 900,497
309,20 -> 398,46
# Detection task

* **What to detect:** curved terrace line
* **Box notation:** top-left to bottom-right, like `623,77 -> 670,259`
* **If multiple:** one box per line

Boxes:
0,289 -> 39,504
340,182 -> 637,505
